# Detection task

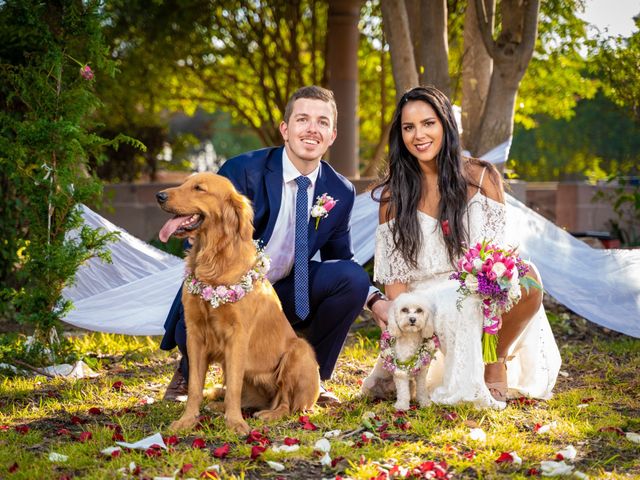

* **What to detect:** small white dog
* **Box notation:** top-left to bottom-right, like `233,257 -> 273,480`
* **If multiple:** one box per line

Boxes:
361,292 -> 439,411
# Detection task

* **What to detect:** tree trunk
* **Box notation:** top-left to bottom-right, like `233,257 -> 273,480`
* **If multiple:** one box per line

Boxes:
471,0 -> 540,158
381,0 -> 419,101
461,0 -> 493,153
420,0 -> 450,97
474,71 -> 519,157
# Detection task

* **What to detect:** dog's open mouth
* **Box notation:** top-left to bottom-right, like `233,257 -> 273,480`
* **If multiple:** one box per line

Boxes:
159,213 -> 203,242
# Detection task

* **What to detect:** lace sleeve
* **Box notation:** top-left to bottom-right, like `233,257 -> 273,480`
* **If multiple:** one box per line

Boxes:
469,195 -> 507,245
373,222 -> 422,284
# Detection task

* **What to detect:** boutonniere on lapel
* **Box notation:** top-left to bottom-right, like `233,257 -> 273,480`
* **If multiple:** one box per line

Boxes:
310,193 -> 338,229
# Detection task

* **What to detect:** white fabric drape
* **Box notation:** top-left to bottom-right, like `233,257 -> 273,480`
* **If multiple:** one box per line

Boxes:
60,137 -> 640,338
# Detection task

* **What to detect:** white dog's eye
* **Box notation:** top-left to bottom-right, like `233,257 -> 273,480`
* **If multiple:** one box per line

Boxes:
416,308 -> 423,313
194,184 -> 204,192
401,307 -> 409,313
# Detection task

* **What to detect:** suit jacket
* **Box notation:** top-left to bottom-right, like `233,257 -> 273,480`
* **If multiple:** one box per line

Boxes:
217,146 -> 356,262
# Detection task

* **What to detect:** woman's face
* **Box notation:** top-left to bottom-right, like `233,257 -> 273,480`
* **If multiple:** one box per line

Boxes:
400,100 -> 444,165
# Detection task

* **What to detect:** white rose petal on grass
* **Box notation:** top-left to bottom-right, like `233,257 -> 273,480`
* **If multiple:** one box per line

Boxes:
272,444 -> 300,453
324,429 -> 342,438
362,411 -> 376,420
101,446 -> 122,456
573,471 -> 589,479
556,445 -> 577,461
314,438 -> 331,453
320,452 -> 332,467
266,461 -> 286,472
540,460 -> 574,476
509,451 -> 522,465
204,465 -> 220,474
48,452 -> 68,462
153,477 -> 174,480
362,431 -> 375,440
468,428 -> 486,443
626,432 -> 640,443
536,421 -> 557,434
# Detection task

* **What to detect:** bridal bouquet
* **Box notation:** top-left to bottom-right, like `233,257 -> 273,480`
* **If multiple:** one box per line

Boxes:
449,240 -> 540,363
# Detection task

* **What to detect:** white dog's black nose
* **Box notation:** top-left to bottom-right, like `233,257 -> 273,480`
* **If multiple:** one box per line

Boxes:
409,316 -> 417,324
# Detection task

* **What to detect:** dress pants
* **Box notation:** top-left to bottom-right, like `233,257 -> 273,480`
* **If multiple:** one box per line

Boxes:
161,259 -> 370,381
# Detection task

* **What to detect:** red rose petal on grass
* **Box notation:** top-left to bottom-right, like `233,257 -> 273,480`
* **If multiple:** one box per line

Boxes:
111,381 -> 124,391
111,449 -> 121,458
463,450 -> 476,460
213,443 -> 230,458
284,437 -> 299,446
58,475 -> 72,480
331,456 -> 345,467
599,426 -> 625,436
442,412 -> 458,421
56,428 -> 71,436
380,432 -> 390,440
555,453 -> 565,460
533,423 -> 543,432
70,415 -> 84,425
164,435 -> 179,446
112,432 -> 125,442
88,407 -> 101,415
250,444 -> 266,460
581,397 -> 594,403
180,463 -> 194,474
246,429 -> 270,446
8,462 -> 18,473
200,471 -> 218,479
495,452 -> 514,463
145,447 -> 162,457
298,415 -> 317,430
0,425 -> 9,430
191,437 -> 207,449
15,425 -> 29,434
78,431 -> 92,442
527,468 -> 541,476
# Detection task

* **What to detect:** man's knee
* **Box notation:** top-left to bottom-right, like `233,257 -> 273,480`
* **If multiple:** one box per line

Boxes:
335,260 -> 370,297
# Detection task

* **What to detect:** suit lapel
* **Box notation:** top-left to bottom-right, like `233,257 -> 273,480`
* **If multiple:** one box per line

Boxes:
307,163 -> 327,255
263,147 -> 284,245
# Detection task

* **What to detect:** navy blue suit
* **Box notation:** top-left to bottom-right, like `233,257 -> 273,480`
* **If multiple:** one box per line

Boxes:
161,146 -> 370,380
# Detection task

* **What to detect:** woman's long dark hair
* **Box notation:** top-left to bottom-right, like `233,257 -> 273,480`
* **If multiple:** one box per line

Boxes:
373,86 -> 477,268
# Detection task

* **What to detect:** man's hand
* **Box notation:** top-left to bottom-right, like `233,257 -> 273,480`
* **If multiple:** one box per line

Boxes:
371,299 -> 392,330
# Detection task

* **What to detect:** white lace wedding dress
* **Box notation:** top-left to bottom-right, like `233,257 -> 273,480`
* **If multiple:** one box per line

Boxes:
374,191 -> 562,409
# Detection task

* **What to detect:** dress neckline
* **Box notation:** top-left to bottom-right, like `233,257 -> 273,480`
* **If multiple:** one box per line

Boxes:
416,190 -> 485,222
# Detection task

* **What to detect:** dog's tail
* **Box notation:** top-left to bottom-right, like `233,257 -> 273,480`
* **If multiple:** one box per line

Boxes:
272,337 -> 320,412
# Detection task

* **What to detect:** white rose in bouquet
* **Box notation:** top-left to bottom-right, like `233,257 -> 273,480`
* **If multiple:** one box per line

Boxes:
311,205 -> 326,218
491,261 -> 507,277
465,275 -> 479,293
473,258 -> 483,271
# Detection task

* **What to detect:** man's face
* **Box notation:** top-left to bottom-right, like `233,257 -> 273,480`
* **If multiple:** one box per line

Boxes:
280,98 -> 337,172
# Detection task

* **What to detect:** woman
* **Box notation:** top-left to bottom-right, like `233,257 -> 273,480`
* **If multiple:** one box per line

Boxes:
371,86 -> 560,408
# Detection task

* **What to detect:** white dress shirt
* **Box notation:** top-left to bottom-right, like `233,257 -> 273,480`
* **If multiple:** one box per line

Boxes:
264,149 -> 319,283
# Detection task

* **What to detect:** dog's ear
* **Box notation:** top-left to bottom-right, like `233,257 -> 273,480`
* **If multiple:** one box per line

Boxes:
387,302 -> 401,337
421,309 -> 435,339
222,190 -> 254,241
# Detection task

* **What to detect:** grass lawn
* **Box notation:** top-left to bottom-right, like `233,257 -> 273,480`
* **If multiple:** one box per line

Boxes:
0,300 -> 639,479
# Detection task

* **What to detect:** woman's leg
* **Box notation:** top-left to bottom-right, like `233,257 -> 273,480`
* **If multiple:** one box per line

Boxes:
484,268 -> 543,397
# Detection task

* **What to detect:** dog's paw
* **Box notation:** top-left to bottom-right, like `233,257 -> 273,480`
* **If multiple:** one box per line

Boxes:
417,396 -> 432,408
393,399 -> 410,411
225,416 -> 251,435
253,407 -> 289,422
169,415 -> 198,433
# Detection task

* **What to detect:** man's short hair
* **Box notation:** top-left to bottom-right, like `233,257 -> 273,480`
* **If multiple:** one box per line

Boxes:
283,85 -> 338,128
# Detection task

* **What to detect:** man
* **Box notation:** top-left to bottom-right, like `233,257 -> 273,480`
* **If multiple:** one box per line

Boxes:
161,86 -> 389,404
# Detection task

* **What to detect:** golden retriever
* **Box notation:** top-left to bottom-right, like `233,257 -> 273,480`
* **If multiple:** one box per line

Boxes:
156,172 -> 320,434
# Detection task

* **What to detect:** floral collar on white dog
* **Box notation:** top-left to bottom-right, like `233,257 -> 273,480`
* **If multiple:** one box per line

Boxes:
379,330 -> 440,376
184,243 -> 270,309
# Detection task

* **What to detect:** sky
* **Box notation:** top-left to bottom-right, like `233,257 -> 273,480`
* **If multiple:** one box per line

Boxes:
579,0 -> 639,37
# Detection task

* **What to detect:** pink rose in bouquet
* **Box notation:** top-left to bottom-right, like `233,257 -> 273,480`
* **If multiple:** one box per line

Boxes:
449,240 -> 540,362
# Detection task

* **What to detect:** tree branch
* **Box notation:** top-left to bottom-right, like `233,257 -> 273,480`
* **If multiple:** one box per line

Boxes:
474,0 -> 497,59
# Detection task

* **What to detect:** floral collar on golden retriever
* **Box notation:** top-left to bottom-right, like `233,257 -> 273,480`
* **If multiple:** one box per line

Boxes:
184,243 -> 271,308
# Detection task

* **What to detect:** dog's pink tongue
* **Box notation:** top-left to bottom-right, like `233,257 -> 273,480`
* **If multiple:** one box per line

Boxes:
159,216 -> 191,243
